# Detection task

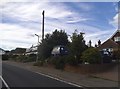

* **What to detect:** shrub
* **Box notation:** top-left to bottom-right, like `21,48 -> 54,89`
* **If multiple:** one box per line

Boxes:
28,54 -> 36,62
15,54 -> 37,62
33,60 -> 44,66
65,55 -> 78,65
81,48 -> 102,64
49,56 -> 66,70
15,55 -> 28,62
2,54 -> 9,60
9,55 -> 18,61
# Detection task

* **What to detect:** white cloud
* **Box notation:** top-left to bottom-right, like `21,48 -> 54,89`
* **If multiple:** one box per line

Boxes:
45,19 -> 114,47
109,13 -> 118,28
1,19 -> 114,50
66,17 -> 89,23
0,2 -> 116,50
0,23 -> 41,50
77,3 -> 93,11
2,2 -> 88,23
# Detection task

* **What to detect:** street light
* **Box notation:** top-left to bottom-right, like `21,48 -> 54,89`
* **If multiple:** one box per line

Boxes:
35,34 -> 40,43
35,34 -> 40,62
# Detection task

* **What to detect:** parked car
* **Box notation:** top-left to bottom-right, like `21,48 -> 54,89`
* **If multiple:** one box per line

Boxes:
51,45 -> 68,56
100,50 -> 112,63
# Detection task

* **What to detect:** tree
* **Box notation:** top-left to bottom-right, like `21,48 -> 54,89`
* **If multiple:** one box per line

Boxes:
81,48 -> 102,64
70,30 -> 88,64
38,29 -> 69,60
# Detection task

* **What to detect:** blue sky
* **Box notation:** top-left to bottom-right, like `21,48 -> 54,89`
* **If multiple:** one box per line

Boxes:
0,1 -> 119,50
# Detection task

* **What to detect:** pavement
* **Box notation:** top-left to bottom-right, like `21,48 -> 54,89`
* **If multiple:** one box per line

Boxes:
91,64 -> 119,82
2,61 -> 119,88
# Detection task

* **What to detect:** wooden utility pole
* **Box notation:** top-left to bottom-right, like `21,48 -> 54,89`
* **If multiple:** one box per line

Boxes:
42,10 -> 45,40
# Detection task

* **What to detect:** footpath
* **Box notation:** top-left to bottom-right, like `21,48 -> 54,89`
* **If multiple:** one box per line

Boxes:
2,61 -> 119,88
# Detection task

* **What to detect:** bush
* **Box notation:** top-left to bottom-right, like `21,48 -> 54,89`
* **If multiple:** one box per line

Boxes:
81,48 -> 102,64
66,55 -> 78,65
15,54 -> 37,62
15,55 -> 28,62
49,56 -> 66,70
9,55 -> 18,61
2,54 -> 9,60
28,54 -> 36,62
33,60 -> 44,66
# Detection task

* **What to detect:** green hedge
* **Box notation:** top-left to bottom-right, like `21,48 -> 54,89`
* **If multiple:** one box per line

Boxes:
48,56 -> 66,70
81,48 -> 102,64
2,54 -> 9,60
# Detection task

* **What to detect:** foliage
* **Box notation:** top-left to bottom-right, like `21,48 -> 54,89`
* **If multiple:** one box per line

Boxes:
9,54 -> 18,61
28,54 -> 36,62
33,60 -> 45,66
38,29 -> 69,60
8,54 -> 36,62
54,59 -> 65,70
65,55 -> 78,65
48,56 -> 66,70
81,48 -> 102,64
2,54 -> 9,60
15,55 -> 28,62
69,30 -> 88,64
17,54 -> 36,62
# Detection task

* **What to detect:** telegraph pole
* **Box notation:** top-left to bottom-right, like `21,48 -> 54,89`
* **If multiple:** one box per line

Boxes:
42,10 -> 45,40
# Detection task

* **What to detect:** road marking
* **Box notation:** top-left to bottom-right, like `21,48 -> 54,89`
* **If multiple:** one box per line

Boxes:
0,76 -> 10,89
35,72 -> 83,87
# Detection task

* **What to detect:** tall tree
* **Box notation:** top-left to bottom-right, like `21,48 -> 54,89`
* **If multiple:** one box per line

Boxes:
70,30 -> 88,63
38,29 -> 69,59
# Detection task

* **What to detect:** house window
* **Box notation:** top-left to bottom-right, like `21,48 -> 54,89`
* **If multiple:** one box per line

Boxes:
108,48 -> 113,52
102,48 -> 113,52
114,37 -> 120,42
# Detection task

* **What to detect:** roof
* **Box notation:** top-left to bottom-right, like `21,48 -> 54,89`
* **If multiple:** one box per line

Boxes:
0,48 -> 5,51
98,39 -> 119,50
110,29 -> 120,40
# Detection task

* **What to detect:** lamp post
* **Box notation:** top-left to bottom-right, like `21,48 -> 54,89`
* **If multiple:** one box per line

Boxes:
35,34 -> 40,43
35,34 -> 40,62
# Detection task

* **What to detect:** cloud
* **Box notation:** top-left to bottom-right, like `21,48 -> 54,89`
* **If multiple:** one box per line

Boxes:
66,17 -> 89,23
109,2 -> 119,29
1,18 -> 113,50
0,23 -> 41,50
0,2 -> 116,50
2,2 -> 89,23
77,3 -> 93,11
45,18 -> 114,47
109,13 -> 118,28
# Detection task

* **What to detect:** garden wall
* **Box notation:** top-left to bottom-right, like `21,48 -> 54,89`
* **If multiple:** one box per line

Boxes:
64,63 -> 117,74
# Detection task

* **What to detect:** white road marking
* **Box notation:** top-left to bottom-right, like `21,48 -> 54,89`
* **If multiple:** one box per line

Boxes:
0,76 -> 10,89
35,72 -> 83,87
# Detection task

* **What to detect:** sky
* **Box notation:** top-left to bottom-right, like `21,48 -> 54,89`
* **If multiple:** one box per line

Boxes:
0,0 -> 119,51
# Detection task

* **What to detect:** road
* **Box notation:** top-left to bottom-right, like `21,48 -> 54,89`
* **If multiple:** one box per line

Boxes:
2,62 -> 82,88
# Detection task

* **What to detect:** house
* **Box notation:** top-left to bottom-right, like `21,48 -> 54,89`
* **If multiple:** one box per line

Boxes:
0,48 -> 6,55
26,45 -> 38,55
98,30 -> 120,53
10,48 -> 26,55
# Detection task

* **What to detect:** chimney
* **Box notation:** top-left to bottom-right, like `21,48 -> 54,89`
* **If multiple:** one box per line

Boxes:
98,40 -> 101,47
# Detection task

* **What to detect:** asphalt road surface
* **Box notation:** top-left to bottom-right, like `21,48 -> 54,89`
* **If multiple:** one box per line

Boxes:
2,62 -> 80,88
